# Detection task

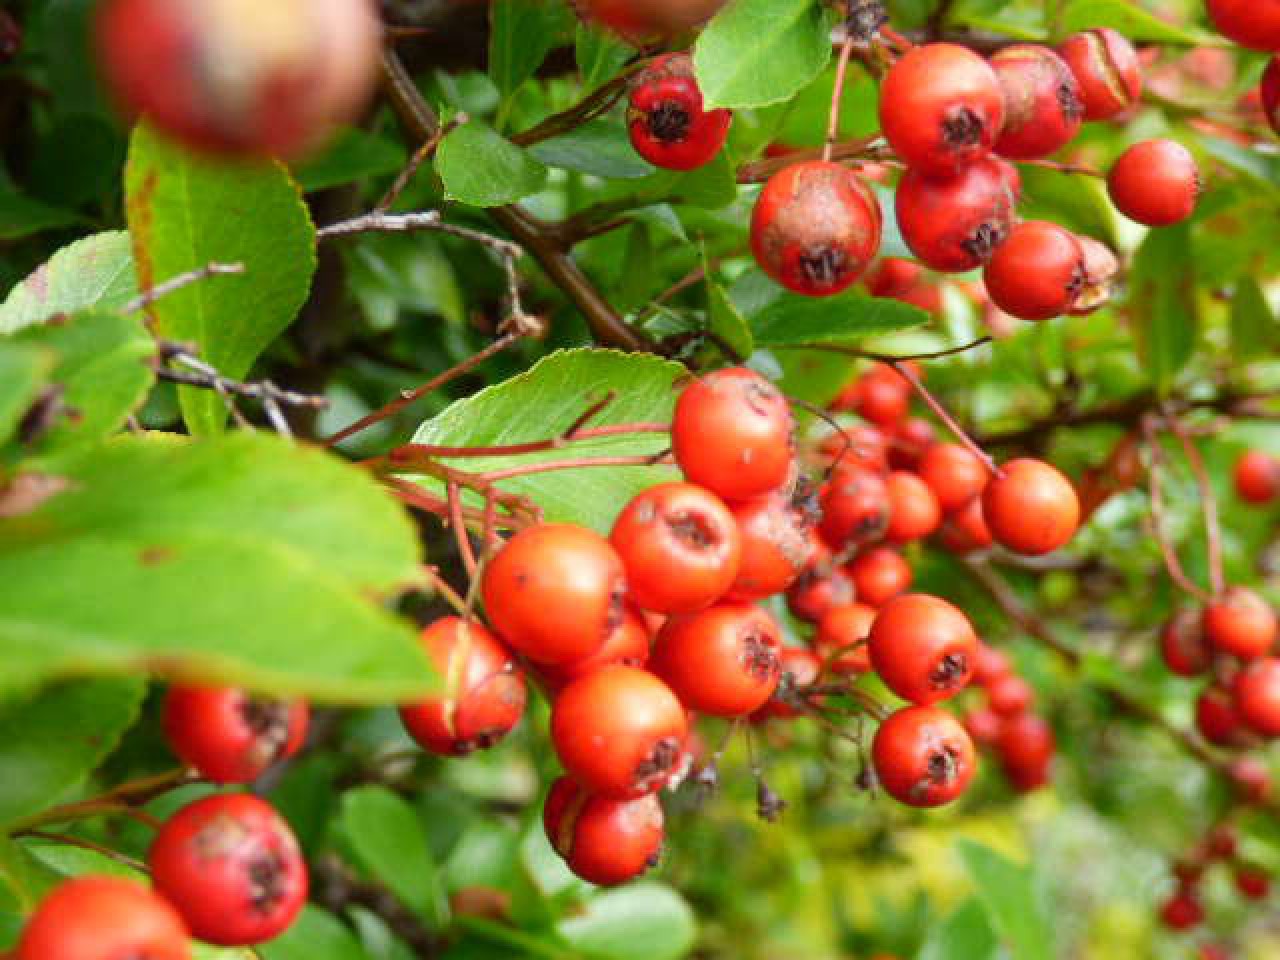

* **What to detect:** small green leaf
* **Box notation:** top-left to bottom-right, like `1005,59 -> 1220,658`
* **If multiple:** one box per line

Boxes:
0,343 -> 53,449
1230,275 -> 1276,360
436,123 -> 548,207
751,292 -> 929,346
0,232 -> 137,334
1061,0 -> 1223,44
291,129 -> 408,194
0,190 -> 84,242
958,841 -> 1053,960
1130,222 -> 1197,394
258,906 -> 365,960
707,280 -> 754,361
529,121 -> 657,179
917,898 -> 999,960
489,0 -> 568,103
556,884 -> 697,960
576,23 -> 633,90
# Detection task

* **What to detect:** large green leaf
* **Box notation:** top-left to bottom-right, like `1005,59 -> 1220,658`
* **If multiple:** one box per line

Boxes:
124,124 -> 317,435
575,22 -> 632,91
1229,275 -> 1276,361
407,349 -> 681,533
0,343 -> 52,450
1061,0 -> 1221,44
958,841 -> 1053,960
0,232 -> 137,334
556,884 -> 696,960
0,433 -> 431,702
489,0 -> 568,104
1130,222 -> 1197,395
0,678 -> 145,829
529,121 -> 657,180
751,292 -> 929,346
916,898 -> 999,960
694,0 -> 833,109
259,906 -> 365,960
436,123 -> 549,208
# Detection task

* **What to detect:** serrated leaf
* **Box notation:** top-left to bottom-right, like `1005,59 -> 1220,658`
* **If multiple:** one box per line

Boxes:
556,884 -> 696,960
751,292 -> 929,346
0,232 -> 138,334
1130,222 -> 1197,395
0,343 -> 52,449
694,0 -> 833,109
489,0 -> 567,103
408,349 -> 682,532
958,841 -> 1053,960
576,23 -> 633,90
529,120 -> 657,179
436,123 -> 548,207
0,433 -> 431,702
1061,0 -> 1222,44
1230,275 -> 1276,360
124,123 -> 317,435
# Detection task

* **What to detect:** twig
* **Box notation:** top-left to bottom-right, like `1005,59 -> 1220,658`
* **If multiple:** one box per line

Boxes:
10,768 -> 196,834
1021,158 -> 1105,178
510,68 -> 638,147
377,114 -> 468,213
447,480 -> 478,578
824,36 -> 857,163
1163,414 -> 1227,596
125,262 -> 245,314
479,452 -> 672,483
887,358 -> 1001,477
771,336 -> 991,363
737,135 -> 888,183
15,831 -> 149,874
384,422 -> 668,461
1143,418 -> 1212,603
314,855 -> 444,958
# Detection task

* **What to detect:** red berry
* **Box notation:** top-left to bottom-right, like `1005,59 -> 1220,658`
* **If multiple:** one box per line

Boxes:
149,793 -> 307,946
1196,685 -> 1244,745
541,604 -> 651,691
1234,450 -> 1280,504
879,44 -> 1005,177
1207,0 -> 1280,50
17,876 -> 190,960
1234,865 -> 1270,899
972,644 -> 1014,686
849,366 -> 911,428
1208,824 -> 1238,859
812,602 -> 877,674
888,417 -> 937,472
982,221 -> 1085,321
95,0 -> 381,158
728,489 -> 817,601
1058,29 -> 1142,121
1233,657 -> 1280,735
872,705 -> 977,806
847,545 -> 913,607
672,367 -> 794,500
1160,608 -> 1211,677
982,458 -> 1080,555
818,423 -> 889,472
938,497 -> 994,554
750,160 -> 882,296
482,523 -> 626,665
1159,889 -> 1203,930
884,470 -> 942,544
963,707 -> 1002,745
996,711 -> 1055,771
611,482 -> 741,613
1067,235 -> 1120,315
399,617 -> 527,754
755,646 -> 824,720
869,594 -> 978,705
918,443 -> 990,513
627,54 -> 730,171
1230,756 -> 1273,803
987,673 -> 1035,716
990,45 -> 1083,160
866,258 -> 923,298
1204,586 -> 1277,660
1263,57 -> 1280,135
572,0 -> 724,42
551,665 -> 688,798
163,686 -> 307,784
895,159 -> 1018,272
543,776 -> 664,886
1107,139 -> 1200,226
651,603 -> 782,716
787,560 -> 856,622
819,464 -> 890,547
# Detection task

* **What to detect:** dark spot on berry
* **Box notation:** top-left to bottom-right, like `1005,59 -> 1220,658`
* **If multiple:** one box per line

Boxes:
246,848 -> 288,915
941,106 -> 984,148
741,628 -> 780,681
634,736 -> 681,790
926,745 -> 960,785
960,220 -> 1008,263
1057,81 -> 1084,123
648,100 -> 691,143
930,652 -> 969,690
798,246 -> 849,288
666,509 -> 716,549
240,695 -> 293,772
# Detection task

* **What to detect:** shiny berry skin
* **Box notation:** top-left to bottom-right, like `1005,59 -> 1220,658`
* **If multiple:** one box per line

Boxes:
399,617 -> 527,755
1263,57 -> 1280,135
1234,865 -> 1270,899
541,604 -> 651,691
972,644 -> 1013,686
1160,609 -> 1211,677
755,646 -> 823,719
1207,0 -> 1280,50
819,464 -> 890,547
16,876 -> 191,960
986,673 -> 1034,716
651,603 -> 782,716
895,159 -> 1017,274
938,497 -> 994,554
884,471 -> 942,544
888,417 -> 937,472
728,490 -> 817,600
1234,450 -> 1280,504
869,593 -> 978,705
551,666 -> 688,798
1107,140 -> 1200,226
610,482 -> 741,613
162,686 -> 307,784
95,0 -> 381,158
872,705 -> 976,806
572,0 -> 724,42
1058,29 -> 1142,121
672,367 -> 794,501
1196,686 -> 1243,745
964,706 -> 1002,745
482,523 -> 625,665
990,45 -> 1083,160
819,422 -> 889,472
880,44 -> 1004,177
1231,756 -> 1273,803
149,793 -> 307,946
847,545 -> 913,607
849,365 -> 911,428
917,444 -> 988,514
982,221 -> 1085,321
1233,657 -> 1280,735
983,458 -> 1080,555
627,54 -> 730,171
543,776 -> 664,887
1204,586 -> 1277,660
812,602 -> 877,673
787,561 -> 856,622
1159,889 -> 1203,931
750,160 -> 882,296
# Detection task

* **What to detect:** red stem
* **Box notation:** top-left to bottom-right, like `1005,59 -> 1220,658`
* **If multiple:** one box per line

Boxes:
1164,416 -> 1227,596
387,423 -> 669,462
824,36 -> 857,163
480,453 -> 671,483
887,360 -> 1002,478
448,480 -> 478,578
1143,421 -> 1212,603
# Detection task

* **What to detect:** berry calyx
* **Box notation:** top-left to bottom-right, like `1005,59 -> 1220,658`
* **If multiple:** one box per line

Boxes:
868,593 -> 978,705
163,685 -> 308,784
1204,586 -> 1277,660
627,54 -> 731,171
651,603 -> 783,716
989,44 -> 1084,161
17,876 -> 191,960
1058,29 -> 1143,121
872,705 -> 976,807
982,221 -> 1086,321
982,458 -> 1080,555
1107,139 -> 1200,226
543,776 -> 665,886
755,646 -> 823,720
895,158 -> 1017,274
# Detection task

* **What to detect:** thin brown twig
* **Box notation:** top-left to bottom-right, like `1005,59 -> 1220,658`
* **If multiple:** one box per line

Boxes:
1143,418 -> 1213,603
737,135 -> 888,184
376,114 -> 468,213
480,451 -> 672,483
125,263 -> 245,314
887,359 -> 1002,477
1163,414 -> 1227,596
824,36 -> 857,163
448,480 -> 478,578
510,67 -> 639,147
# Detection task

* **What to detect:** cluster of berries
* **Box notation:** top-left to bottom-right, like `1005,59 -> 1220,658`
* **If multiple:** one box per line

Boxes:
1160,823 -> 1271,946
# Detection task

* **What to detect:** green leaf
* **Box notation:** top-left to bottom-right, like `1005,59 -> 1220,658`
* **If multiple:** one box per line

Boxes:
291,129 -> 408,194
1017,167 -> 1115,244
957,841 -> 1053,960
436,123 -> 548,207
640,150 -> 739,209
408,349 -> 682,533
916,898 -> 999,960
489,0 -> 567,103
0,433 -> 431,702
124,123 -> 317,435
576,23 -> 633,90
694,0 -> 834,109
1130,222 -> 1197,394
1230,275 -> 1276,360
0,678 -> 145,829
339,786 -> 447,929
529,121 -> 657,179
1061,0 -> 1223,44
751,292 -> 929,346
258,906 -> 365,960
707,280 -> 754,361
0,232 -> 138,334
556,884 -> 696,960
0,190 -> 84,242
0,343 -> 53,449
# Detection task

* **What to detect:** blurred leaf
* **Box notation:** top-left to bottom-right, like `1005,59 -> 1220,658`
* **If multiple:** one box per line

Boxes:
0,343 -> 52,449
1017,167 -> 1114,243
529,121 -> 657,179
436,123 -> 548,207
958,841 -> 1053,960
1061,0 -> 1221,44
489,0 -> 568,104
292,129 -> 408,194
556,884 -> 696,960
1230,275 -> 1276,360
751,292 -> 929,346
576,23 -> 633,90
0,233 -> 137,335
916,899 -> 999,960
1130,222 -> 1197,394
259,906 -> 365,960
0,190 -> 83,242
707,280 -> 755,360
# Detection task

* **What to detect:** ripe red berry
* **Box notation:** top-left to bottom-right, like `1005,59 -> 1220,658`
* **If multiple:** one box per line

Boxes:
1263,57 -> 1280,135
728,489 -> 817,600
163,686 -> 307,784
1204,587 -> 1277,660
149,793 -> 307,946
879,43 -> 1005,177
482,523 -> 626,665
847,545 -> 913,607
866,258 -> 923,298
990,45 -> 1083,160
971,643 -> 1013,686
819,464 -> 890,547
572,0 -> 724,42
888,417 -> 937,472
1160,609 -> 1212,677
1234,450 -> 1280,504
551,665 -> 687,798
543,776 -> 664,886
938,497 -> 995,554
895,159 -> 1017,272
917,443 -> 990,513
996,711 -> 1055,771
610,482 -> 741,613
1196,686 -> 1244,745
986,672 -> 1035,716
672,367 -> 794,501
787,559 -> 856,622
750,160 -> 882,296
1230,755 -> 1273,803
755,646 -> 824,719
1207,0 -> 1280,50
1233,657 -> 1280,735
627,53 -> 730,171
868,593 -> 978,705
1067,235 -> 1119,315
872,705 -> 976,806
17,876 -> 190,960
95,0 -> 381,158
1234,865 -> 1270,900
1159,889 -> 1204,930
818,422 -> 889,472
651,603 -> 782,716
1208,824 -> 1239,859
812,602 -> 877,673
1107,140 -> 1200,226
541,604 -> 651,691
963,707 -> 1002,745
982,221 -> 1085,321
1058,29 -> 1142,121
848,366 -> 911,428
884,470 -> 942,544
982,458 -> 1080,555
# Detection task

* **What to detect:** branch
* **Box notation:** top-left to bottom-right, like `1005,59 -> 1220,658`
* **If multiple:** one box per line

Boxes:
125,262 -> 245,314
314,855 -> 444,958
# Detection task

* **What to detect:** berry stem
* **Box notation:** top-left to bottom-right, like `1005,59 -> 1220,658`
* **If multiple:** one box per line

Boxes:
737,134 -> 887,183
823,35 -> 858,163
386,423 -> 670,462
480,452 -> 672,483
1021,158 -> 1105,178
421,565 -> 470,617
10,768 -> 197,834
886,360 -> 1003,478
1143,419 -> 1212,603
448,480 -> 479,578
14,831 -> 150,873
1164,415 -> 1227,597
